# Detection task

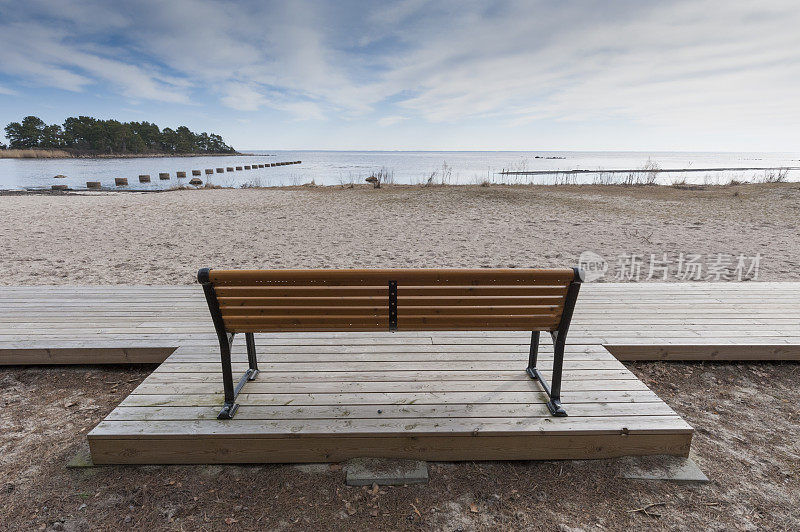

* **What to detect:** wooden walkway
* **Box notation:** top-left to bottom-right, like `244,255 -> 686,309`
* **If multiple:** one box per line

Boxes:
2,283 -> 798,464
2,283 -> 799,364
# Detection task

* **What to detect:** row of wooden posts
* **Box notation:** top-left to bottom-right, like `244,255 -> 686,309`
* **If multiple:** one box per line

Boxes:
50,161 -> 302,190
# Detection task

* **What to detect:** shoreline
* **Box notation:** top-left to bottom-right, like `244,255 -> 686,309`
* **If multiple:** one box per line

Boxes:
0,150 -> 258,160
2,179 -> 794,195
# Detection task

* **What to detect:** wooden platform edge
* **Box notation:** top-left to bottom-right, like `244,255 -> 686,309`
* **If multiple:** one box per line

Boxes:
88,430 -> 692,464
3,343 -> 800,365
605,344 -> 800,361
0,347 -> 175,365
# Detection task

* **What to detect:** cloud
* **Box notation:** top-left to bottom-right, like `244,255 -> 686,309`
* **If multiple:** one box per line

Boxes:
220,83 -> 269,112
0,20 -> 188,103
379,1 -> 800,131
378,115 -> 406,127
0,0 -> 799,145
279,101 -> 325,121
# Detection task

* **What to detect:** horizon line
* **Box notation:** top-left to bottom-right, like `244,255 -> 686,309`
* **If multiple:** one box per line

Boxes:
241,149 -> 800,154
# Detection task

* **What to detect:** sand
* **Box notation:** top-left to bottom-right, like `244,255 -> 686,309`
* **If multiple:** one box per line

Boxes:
0,183 -> 798,285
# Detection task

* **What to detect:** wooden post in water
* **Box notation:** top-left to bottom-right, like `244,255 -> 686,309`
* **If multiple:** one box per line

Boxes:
216,168 -> 224,173
244,165 -> 251,170
139,174 -> 151,183
226,167 -> 234,172
236,166 -> 243,171
51,184 -> 69,191
176,171 -> 186,178
115,178 -> 128,186
192,170 -> 202,176
159,173 -> 170,180
86,181 -> 101,189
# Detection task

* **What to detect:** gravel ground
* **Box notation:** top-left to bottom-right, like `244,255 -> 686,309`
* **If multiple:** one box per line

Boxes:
1,362 -> 799,531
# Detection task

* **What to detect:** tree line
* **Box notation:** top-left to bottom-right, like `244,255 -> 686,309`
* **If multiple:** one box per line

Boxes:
1,116 -> 237,155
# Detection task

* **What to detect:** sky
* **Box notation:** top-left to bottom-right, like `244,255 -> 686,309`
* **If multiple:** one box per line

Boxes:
1,0 -> 799,151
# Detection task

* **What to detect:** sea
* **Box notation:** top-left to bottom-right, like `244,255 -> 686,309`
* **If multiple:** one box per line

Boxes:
1,150 -> 799,191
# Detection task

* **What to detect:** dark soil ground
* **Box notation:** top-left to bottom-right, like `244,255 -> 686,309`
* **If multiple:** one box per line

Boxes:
2,361 -> 798,531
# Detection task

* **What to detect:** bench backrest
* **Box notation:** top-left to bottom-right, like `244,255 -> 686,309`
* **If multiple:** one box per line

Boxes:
198,268 -> 582,333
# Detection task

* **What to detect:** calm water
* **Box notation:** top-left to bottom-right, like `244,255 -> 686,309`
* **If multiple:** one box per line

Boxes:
1,150 -> 799,190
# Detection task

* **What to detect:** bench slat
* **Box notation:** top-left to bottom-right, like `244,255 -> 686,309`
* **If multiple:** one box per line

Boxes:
214,285 -> 568,298
223,315 -> 561,332
218,296 -> 389,307
220,305 -> 561,317
218,296 -> 566,308
208,268 -> 575,286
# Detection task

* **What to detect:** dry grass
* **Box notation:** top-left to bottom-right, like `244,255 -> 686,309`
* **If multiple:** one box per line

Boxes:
0,149 -> 72,158
365,167 -> 394,188
761,168 -> 789,183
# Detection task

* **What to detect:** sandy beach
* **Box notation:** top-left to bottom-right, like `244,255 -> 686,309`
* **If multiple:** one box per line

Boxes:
0,182 -> 798,285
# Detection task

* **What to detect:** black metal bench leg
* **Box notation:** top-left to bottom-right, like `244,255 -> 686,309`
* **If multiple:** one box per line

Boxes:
527,272 -> 581,417
245,332 -> 260,378
218,337 -> 239,419
200,270 -> 258,420
547,337 -> 567,417
527,330 -> 540,370
526,330 -> 568,417
218,334 -> 261,420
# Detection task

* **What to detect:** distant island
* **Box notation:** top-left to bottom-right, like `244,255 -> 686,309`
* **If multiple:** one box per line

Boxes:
0,115 -> 237,158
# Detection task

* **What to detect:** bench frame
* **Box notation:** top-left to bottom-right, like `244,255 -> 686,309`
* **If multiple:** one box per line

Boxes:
198,267 -> 583,420
527,269 -> 582,416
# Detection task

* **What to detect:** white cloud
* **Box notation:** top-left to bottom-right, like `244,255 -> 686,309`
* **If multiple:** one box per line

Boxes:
379,0 -> 800,133
378,115 -> 406,127
0,21 -> 188,103
1,0 -> 799,147
279,101 -> 325,121
220,83 -> 269,111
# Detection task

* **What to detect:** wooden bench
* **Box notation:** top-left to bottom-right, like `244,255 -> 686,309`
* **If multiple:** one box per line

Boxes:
197,268 -> 583,419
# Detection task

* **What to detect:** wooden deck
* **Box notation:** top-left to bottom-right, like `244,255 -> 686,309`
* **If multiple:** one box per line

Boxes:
3,282 -> 799,464
88,336 -> 692,463
2,283 -> 799,364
